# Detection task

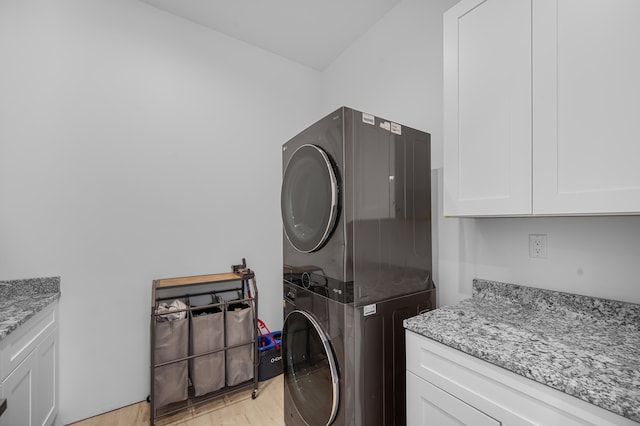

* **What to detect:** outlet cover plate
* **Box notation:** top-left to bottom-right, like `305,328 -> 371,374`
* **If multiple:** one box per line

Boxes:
529,234 -> 548,259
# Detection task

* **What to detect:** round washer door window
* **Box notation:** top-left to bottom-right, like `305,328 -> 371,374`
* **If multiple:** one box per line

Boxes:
283,310 -> 339,426
281,144 -> 339,253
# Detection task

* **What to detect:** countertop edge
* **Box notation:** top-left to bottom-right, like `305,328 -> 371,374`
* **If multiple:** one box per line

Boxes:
0,276 -> 61,343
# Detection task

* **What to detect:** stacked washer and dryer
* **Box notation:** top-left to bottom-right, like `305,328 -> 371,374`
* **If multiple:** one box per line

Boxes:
281,107 -> 436,426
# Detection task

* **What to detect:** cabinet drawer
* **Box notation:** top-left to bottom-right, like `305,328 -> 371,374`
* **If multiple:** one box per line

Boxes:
0,303 -> 57,381
407,371 -> 500,426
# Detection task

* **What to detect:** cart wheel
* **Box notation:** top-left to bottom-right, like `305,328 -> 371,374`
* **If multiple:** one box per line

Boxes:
146,395 -> 151,403
252,389 -> 258,399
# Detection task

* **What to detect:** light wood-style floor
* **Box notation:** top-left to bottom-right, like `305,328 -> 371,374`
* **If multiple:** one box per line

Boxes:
70,375 -> 284,426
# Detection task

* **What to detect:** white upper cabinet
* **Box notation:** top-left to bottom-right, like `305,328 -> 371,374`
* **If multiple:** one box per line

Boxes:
444,0 -> 532,216
533,0 -> 640,214
444,0 -> 640,216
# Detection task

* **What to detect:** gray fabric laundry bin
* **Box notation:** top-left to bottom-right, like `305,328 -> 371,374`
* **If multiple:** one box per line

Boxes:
153,316 -> 188,407
225,302 -> 254,386
189,305 -> 225,396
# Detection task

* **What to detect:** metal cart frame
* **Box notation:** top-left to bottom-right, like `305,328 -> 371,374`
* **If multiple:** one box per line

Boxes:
149,260 -> 259,425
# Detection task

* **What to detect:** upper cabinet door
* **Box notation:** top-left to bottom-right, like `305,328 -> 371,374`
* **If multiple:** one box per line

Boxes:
444,0 -> 532,216
533,0 -> 640,214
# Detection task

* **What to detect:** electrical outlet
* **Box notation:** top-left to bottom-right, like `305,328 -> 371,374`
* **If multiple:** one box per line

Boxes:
529,234 -> 548,259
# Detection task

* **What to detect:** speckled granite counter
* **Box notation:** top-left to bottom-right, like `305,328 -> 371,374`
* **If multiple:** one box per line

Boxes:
404,279 -> 640,423
0,277 -> 60,342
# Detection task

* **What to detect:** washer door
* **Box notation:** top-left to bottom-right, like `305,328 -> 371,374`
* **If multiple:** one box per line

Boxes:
281,144 -> 339,253
283,310 -> 339,426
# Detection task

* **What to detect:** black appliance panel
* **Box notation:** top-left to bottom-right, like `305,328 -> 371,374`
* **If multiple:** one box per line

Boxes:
351,116 -> 433,305
283,265 -> 354,304
355,290 -> 436,426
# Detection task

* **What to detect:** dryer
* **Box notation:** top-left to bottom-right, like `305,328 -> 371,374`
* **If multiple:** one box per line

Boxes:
281,107 -> 434,306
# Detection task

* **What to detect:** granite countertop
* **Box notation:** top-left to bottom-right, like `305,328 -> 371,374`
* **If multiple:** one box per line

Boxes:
404,279 -> 640,423
0,277 -> 61,342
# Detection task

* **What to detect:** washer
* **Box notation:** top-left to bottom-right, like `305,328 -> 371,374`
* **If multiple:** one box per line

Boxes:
282,280 -> 435,426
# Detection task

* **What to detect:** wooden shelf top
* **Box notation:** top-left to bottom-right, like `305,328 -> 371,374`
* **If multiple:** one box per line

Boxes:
154,272 -> 245,288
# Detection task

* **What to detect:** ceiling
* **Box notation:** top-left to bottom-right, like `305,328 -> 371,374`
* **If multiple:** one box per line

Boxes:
138,0 -> 401,71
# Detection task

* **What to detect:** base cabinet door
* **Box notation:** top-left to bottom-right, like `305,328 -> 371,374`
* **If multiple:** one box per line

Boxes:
0,351 -> 36,426
35,329 -> 57,426
407,371 -> 501,426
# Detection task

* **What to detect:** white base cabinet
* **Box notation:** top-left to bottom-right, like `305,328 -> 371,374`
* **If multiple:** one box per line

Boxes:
0,303 -> 59,426
405,330 -> 637,426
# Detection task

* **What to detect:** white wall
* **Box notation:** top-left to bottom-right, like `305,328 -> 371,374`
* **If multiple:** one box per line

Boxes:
320,0 -> 452,171
0,0 -> 320,423
321,0 -> 640,307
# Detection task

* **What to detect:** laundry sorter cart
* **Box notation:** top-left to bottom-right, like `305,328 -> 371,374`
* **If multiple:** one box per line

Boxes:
149,260 -> 259,425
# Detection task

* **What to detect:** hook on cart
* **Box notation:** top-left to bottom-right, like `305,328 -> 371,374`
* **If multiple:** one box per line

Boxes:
232,258 -> 249,274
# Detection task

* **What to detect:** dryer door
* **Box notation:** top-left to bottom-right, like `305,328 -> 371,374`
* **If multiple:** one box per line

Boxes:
283,310 -> 339,426
281,144 -> 339,253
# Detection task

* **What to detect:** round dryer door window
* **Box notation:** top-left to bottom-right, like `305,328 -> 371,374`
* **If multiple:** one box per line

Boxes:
281,144 -> 339,253
283,310 -> 339,426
